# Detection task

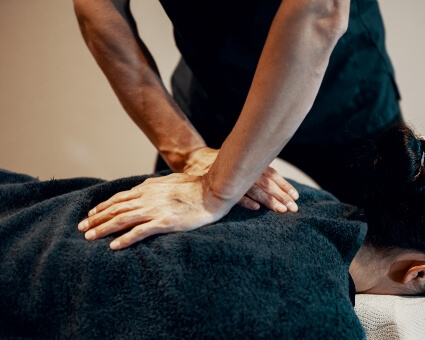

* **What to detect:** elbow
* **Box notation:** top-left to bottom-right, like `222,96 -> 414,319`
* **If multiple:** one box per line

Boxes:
72,0 -> 94,46
321,1 -> 349,40
73,0 -> 90,29
311,0 -> 350,41
289,0 -> 350,42
72,0 -> 130,32
72,0 -> 86,19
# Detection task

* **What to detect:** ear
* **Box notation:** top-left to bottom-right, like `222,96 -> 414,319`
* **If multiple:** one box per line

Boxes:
402,263 -> 425,285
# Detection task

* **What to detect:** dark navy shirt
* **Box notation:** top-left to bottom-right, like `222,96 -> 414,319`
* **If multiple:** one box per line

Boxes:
159,0 -> 401,146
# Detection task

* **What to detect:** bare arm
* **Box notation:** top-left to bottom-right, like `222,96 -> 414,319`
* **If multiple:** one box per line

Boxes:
77,0 -> 350,250
73,0 -> 205,172
207,0 -> 350,202
73,0 -> 299,212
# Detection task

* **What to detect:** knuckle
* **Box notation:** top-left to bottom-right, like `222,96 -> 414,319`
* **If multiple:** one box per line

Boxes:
246,186 -> 257,196
279,194 -> 293,205
247,186 -> 262,201
133,226 -> 147,237
94,203 -> 105,213
162,214 -> 179,230
264,166 -> 276,177
279,180 -> 292,190
86,216 -> 97,227
239,196 -> 249,205
239,196 -> 256,210
257,176 -> 272,191
110,204 -> 121,215
110,193 -> 121,203
256,175 -> 267,187
114,214 -> 128,226
263,195 -> 276,207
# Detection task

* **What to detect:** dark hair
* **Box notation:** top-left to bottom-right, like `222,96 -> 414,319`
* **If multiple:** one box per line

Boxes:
361,123 -> 425,252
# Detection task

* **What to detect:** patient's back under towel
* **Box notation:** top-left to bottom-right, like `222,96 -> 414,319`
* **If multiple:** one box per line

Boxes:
0,169 -> 367,339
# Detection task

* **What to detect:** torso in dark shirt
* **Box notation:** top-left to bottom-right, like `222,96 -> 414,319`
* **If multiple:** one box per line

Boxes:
159,0 -> 401,147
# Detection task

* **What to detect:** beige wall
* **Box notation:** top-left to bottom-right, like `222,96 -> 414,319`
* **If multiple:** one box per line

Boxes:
0,0 -> 424,184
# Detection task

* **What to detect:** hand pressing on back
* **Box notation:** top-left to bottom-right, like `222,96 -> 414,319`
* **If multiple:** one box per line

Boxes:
78,172 -> 234,250
78,153 -> 299,250
184,147 -> 299,213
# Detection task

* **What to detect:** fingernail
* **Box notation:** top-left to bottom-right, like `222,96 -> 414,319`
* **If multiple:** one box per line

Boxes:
85,229 -> 96,240
286,202 -> 298,212
110,240 -> 120,250
275,203 -> 287,213
288,189 -> 299,200
251,202 -> 260,210
88,208 -> 96,217
78,220 -> 89,232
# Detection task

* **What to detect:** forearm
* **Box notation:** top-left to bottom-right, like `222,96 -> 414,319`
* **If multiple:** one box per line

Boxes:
73,0 -> 205,172
207,0 -> 350,202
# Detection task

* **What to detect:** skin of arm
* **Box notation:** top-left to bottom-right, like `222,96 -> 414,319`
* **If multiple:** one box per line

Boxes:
73,0 -> 205,173
73,0 -> 299,212
75,0 -> 350,250
207,0 -> 350,202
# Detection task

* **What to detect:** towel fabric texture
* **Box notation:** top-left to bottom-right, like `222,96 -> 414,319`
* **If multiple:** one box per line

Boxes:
0,169 -> 367,339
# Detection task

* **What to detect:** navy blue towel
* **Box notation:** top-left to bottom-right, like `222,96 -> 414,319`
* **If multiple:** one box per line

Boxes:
0,169 -> 366,339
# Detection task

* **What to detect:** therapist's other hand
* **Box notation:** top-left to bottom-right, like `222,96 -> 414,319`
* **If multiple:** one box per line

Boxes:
78,173 -> 233,250
184,147 -> 299,213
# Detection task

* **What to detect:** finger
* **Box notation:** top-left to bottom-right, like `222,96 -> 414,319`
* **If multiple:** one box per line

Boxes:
109,221 -> 169,250
238,196 -> 261,211
245,185 -> 288,213
83,209 -> 153,241
246,184 -> 297,213
254,175 -> 298,212
87,189 -> 142,217
78,199 -> 141,232
262,167 -> 299,200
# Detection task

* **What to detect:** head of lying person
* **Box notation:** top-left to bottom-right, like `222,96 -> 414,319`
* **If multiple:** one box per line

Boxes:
349,123 -> 425,296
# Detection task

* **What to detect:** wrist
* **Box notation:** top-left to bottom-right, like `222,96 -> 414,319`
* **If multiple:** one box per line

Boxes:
203,166 -> 245,206
160,144 -> 207,173
182,146 -> 218,175
200,172 -> 239,213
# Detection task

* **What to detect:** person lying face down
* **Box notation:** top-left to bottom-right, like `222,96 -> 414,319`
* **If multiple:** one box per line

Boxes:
349,123 -> 425,296
74,121 -> 425,298
1,124 -> 425,339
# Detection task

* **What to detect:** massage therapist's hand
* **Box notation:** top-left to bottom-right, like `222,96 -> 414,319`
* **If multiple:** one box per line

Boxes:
78,173 -> 234,250
184,147 -> 299,213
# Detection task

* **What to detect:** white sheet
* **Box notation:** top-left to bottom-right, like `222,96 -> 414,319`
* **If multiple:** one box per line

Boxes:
355,294 -> 425,340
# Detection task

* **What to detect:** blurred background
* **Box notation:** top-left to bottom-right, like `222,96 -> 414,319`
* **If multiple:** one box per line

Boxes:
1,0 -> 424,188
